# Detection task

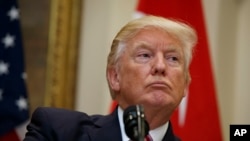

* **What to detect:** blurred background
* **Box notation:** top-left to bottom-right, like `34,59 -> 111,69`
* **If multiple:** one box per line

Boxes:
1,0 -> 249,141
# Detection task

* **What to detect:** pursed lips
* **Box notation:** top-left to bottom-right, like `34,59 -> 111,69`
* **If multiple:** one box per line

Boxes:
147,81 -> 170,89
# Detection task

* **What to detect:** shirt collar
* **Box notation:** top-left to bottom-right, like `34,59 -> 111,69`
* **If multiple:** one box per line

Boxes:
118,106 -> 130,141
149,121 -> 169,141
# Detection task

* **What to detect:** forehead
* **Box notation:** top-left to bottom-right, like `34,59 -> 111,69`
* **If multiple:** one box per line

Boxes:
126,27 -> 182,51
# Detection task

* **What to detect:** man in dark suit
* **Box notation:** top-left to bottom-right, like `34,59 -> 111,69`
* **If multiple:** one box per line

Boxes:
24,107 -> 179,141
24,15 -> 197,141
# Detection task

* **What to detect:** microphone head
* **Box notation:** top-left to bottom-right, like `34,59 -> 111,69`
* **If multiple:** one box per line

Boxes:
123,105 -> 149,140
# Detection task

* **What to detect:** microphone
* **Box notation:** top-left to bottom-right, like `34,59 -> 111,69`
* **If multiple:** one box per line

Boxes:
123,105 -> 149,141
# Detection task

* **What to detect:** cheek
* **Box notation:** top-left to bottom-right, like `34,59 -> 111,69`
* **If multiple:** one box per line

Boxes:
171,69 -> 187,92
119,64 -> 150,93
120,67 -> 144,87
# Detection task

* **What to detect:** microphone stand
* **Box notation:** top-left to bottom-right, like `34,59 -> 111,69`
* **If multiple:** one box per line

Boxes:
136,105 -> 146,141
123,105 -> 149,141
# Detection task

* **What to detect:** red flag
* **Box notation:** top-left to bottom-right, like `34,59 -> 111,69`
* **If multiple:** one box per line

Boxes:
0,130 -> 19,141
135,0 -> 223,141
109,100 -> 117,113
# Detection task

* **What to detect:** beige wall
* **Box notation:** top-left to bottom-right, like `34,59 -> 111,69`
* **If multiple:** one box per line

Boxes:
75,0 -> 138,114
76,0 -> 250,141
203,1 -> 250,140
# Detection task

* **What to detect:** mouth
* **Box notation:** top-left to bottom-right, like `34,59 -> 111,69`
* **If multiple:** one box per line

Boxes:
148,81 -> 169,88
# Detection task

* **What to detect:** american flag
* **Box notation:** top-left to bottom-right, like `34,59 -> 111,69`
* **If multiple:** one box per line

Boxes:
0,0 -> 29,140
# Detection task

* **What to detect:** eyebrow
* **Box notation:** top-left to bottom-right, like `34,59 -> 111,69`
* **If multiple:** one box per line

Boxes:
133,41 -> 180,53
133,41 -> 151,49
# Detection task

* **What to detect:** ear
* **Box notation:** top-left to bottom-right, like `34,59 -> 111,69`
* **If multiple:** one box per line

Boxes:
183,72 -> 191,97
183,86 -> 189,97
107,67 -> 120,91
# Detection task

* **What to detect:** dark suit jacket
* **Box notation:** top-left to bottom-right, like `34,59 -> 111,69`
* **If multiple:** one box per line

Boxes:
24,107 -> 180,141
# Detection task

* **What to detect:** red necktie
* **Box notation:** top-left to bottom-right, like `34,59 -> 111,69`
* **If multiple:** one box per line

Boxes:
145,135 -> 153,141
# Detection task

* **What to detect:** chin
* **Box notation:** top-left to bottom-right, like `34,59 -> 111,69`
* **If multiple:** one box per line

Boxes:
144,99 -> 168,108
144,94 -> 174,108
151,92 -> 168,102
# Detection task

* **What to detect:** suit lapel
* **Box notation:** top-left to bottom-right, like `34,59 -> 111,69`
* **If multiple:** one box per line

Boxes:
85,110 -> 180,141
162,122 -> 180,141
87,109 -> 122,141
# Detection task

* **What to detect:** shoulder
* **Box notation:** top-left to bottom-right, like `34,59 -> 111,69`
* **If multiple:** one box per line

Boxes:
32,107 -> 87,121
31,107 -> 103,125
25,107 -> 104,140
33,107 -> 88,117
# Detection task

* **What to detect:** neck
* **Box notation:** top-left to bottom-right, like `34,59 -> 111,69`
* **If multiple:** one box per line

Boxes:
144,107 -> 172,129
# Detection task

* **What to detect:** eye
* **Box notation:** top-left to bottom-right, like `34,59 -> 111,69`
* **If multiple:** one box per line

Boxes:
134,52 -> 152,63
138,53 -> 151,58
168,56 -> 178,61
166,55 -> 180,66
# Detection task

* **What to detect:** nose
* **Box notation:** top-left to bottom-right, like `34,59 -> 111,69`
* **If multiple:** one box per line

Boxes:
151,54 -> 166,76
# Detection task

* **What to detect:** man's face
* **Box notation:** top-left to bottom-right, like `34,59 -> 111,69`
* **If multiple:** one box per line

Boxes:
112,27 -> 188,112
